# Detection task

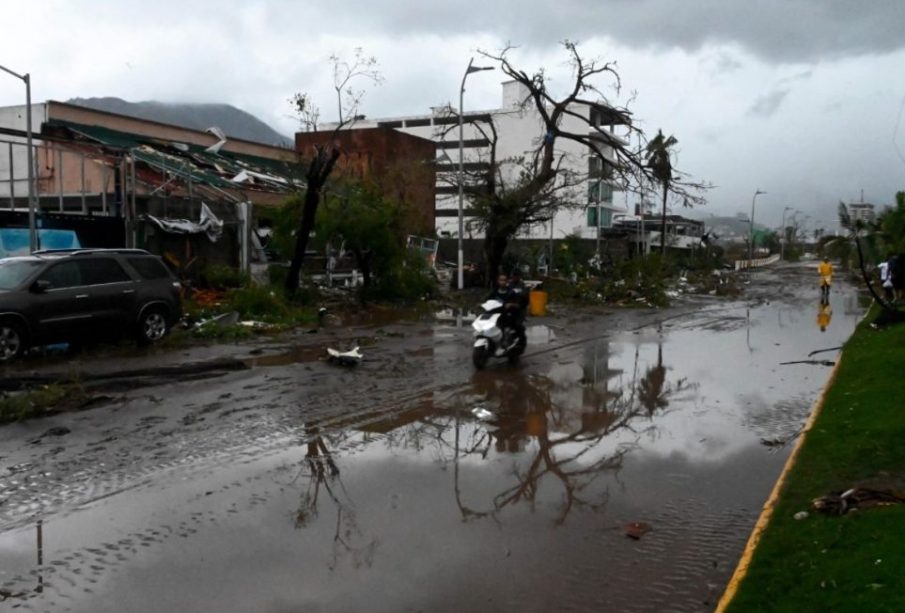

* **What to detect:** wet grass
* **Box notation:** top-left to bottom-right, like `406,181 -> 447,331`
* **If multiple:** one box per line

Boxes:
0,382 -> 88,423
727,306 -> 905,612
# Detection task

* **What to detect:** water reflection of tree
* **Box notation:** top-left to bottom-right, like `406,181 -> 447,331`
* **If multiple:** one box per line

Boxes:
453,348 -> 693,524
636,342 -> 694,417
293,423 -> 377,570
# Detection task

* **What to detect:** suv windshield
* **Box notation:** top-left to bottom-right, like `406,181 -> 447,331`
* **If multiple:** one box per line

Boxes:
0,259 -> 43,289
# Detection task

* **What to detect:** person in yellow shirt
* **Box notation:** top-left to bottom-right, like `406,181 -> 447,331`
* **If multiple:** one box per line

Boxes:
818,257 -> 833,302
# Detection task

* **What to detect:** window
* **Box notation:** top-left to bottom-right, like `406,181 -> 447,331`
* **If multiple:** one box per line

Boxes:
80,258 -> 131,285
39,261 -> 83,289
0,260 -> 43,289
588,181 -> 614,204
587,206 -> 613,229
126,256 -> 172,280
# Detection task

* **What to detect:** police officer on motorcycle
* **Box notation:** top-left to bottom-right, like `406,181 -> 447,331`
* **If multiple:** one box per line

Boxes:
503,269 -> 529,348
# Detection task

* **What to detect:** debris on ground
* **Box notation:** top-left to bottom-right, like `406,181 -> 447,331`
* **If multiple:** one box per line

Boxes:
471,407 -> 495,421
187,311 -> 241,331
191,289 -> 227,308
793,511 -> 809,520
779,359 -> 835,366
808,346 -> 842,357
625,521 -> 652,540
326,346 -> 363,366
760,437 -> 786,447
238,320 -> 274,330
811,487 -> 905,516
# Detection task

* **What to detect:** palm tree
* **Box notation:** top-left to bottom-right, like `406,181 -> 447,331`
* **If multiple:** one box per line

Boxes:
645,130 -> 678,254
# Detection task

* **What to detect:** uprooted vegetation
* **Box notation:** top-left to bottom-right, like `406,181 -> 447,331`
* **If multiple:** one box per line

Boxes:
538,251 -> 740,308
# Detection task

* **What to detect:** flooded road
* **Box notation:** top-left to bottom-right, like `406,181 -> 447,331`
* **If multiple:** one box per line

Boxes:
0,265 -> 866,612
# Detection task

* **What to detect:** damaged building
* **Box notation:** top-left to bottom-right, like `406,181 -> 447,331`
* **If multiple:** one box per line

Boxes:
0,100 -> 298,275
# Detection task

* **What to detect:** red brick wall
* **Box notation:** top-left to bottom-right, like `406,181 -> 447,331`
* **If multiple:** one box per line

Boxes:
295,127 -> 435,234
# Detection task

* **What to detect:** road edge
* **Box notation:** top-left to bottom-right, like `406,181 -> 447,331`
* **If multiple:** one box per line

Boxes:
716,297 -> 874,611
713,352 -> 845,612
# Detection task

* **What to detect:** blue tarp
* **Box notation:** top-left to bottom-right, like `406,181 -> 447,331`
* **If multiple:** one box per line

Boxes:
0,229 -> 82,258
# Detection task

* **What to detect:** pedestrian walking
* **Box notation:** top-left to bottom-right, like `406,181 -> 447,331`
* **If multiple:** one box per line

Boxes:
879,259 -> 894,302
818,257 -> 833,302
891,254 -> 905,302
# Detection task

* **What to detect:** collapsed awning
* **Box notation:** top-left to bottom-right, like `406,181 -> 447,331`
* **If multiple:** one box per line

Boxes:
146,202 -> 224,242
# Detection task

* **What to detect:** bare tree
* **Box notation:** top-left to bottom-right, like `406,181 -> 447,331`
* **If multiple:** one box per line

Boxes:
293,425 -> 378,570
445,41 -> 708,280
285,49 -> 382,292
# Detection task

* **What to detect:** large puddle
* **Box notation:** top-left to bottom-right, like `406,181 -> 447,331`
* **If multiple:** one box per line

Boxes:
0,283 -> 865,612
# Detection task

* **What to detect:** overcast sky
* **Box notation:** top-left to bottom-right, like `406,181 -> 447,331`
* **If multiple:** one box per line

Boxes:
2,0 -> 904,229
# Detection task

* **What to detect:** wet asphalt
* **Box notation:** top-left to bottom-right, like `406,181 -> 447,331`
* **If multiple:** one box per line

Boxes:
0,264 -> 866,612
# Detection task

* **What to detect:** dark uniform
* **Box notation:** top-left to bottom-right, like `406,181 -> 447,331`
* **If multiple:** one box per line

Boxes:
504,274 -> 529,347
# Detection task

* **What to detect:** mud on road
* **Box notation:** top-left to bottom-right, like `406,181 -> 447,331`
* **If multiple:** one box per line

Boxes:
0,264 -> 866,612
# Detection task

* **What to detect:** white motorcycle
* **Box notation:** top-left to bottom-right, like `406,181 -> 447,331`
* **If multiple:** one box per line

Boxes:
471,299 -> 526,369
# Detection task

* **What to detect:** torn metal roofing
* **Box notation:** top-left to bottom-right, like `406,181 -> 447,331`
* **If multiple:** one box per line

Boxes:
44,119 -> 303,197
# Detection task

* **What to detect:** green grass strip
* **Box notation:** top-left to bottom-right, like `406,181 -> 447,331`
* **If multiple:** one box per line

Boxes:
727,308 -> 905,612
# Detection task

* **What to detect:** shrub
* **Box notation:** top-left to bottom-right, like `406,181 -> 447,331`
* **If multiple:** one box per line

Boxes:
201,265 -> 250,290
226,286 -> 290,320
365,252 -> 437,303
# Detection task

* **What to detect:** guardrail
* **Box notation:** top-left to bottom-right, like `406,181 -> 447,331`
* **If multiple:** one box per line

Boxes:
734,253 -> 780,271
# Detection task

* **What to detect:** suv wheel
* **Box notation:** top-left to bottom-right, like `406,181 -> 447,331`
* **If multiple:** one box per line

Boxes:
137,308 -> 169,345
0,321 -> 26,361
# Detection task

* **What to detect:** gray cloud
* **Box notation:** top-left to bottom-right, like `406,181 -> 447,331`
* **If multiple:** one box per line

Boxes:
320,0 -> 905,64
748,88 -> 790,117
711,52 -> 743,75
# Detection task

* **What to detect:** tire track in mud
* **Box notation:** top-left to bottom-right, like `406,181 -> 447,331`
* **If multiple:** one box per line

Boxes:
0,330 -> 473,533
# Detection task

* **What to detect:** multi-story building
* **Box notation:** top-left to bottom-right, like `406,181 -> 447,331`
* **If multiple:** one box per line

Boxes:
848,201 -> 875,224
332,80 -> 632,241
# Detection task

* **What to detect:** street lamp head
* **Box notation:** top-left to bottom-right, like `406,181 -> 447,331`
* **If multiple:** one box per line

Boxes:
755,189 -> 766,196
466,65 -> 495,74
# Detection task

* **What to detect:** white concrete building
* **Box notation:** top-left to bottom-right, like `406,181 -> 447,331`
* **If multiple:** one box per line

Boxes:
848,201 -> 875,224
336,81 -> 632,241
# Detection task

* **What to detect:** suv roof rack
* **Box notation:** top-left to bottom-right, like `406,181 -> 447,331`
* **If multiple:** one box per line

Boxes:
31,248 -> 151,256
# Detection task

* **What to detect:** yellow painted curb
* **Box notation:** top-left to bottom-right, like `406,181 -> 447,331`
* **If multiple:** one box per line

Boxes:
714,353 -> 845,612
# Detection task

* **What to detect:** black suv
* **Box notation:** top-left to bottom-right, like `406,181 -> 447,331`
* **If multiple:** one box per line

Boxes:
0,249 -> 182,360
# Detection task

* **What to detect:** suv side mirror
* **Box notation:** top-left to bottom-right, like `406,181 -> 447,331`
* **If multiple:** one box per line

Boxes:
31,279 -> 52,293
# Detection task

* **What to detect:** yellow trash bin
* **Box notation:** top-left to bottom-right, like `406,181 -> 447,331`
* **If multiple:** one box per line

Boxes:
528,290 -> 548,316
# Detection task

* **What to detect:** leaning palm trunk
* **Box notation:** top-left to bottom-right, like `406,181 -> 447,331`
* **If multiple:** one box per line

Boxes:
854,235 -> 895,311
660,182 -> 668,254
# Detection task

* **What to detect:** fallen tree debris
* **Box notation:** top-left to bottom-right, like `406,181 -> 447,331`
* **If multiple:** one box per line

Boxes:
811,487 -> 905,516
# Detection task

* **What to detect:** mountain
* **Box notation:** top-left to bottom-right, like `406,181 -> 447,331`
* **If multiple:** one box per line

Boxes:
65,97 -> 293,147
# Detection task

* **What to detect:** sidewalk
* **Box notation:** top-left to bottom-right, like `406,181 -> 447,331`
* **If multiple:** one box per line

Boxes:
719,307 -> 905,611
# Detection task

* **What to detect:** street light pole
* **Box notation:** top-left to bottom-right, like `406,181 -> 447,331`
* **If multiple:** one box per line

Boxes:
0,63 -> 36,252
457,58 -> 493,290
748,189 -> 766,267
780,206 -> 792,261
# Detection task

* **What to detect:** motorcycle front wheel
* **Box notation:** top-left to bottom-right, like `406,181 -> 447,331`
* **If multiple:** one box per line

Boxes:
472,345 -> 490,369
